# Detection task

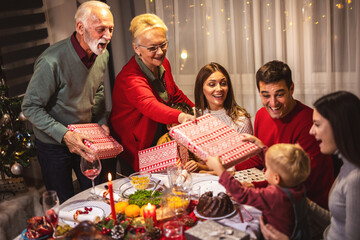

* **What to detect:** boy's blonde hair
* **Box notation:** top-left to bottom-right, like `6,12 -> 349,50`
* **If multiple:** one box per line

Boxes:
129,13 -> 168,43
266,143 -> 310,187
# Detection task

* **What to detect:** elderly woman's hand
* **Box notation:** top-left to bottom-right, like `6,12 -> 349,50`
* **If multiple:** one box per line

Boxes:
178,112 -> 195,124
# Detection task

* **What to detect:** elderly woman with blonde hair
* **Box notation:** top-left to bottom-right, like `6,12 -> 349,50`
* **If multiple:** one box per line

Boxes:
110,14 -> 194,174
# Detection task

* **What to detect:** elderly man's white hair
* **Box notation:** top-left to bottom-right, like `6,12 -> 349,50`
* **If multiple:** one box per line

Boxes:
74,1 -> 110,27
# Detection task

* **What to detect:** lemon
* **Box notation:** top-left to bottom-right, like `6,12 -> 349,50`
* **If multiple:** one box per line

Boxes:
125,204 -> 141,218
115,201 -> 129,214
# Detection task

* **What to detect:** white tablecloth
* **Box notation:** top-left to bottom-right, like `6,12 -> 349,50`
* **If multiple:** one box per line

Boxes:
14,173 -> 261,239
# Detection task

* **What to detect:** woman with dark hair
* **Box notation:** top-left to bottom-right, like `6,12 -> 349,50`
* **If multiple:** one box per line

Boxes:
309,90 -> 360,240
194,62 -> 253,134
260,90 -> 360,240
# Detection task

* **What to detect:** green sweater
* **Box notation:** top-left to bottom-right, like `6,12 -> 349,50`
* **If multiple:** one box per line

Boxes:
22,37 -> 109,145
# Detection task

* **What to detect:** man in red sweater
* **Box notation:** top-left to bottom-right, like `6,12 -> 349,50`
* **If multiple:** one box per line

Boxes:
236,60 -> 334,209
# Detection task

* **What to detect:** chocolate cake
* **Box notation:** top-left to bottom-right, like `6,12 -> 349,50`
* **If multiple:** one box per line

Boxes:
196,191 -> 234,217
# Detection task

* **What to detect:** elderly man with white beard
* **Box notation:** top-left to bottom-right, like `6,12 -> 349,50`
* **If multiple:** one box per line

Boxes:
22,1 -> 114,203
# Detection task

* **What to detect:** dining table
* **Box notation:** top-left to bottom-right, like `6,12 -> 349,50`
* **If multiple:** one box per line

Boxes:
15,172 -> 262,239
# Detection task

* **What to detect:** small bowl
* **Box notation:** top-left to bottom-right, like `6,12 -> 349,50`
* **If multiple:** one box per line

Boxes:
129,172 -> 152,190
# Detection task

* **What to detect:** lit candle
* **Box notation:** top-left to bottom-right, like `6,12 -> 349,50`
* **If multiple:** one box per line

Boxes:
143,203 -> 157,224
107,173 -> 117,224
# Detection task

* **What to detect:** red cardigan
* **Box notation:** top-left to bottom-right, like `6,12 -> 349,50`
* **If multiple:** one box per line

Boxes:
110,56 -> 193,171
236,101 -> 334,209
220,171 -> 305,237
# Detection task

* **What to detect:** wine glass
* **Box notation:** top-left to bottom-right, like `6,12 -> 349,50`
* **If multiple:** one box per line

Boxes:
80,155 -> 102,200
42,190 -> 60,238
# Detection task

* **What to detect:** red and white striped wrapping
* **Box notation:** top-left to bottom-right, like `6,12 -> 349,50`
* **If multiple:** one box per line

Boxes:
169,114 -> 262,169
67,123 -> 123,160
139,140 -> 186,173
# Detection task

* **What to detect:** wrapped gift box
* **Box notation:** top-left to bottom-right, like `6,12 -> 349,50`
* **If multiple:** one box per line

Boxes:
139,140 -> 188,173
169,114 -> 262,169
67,123 -> 123,160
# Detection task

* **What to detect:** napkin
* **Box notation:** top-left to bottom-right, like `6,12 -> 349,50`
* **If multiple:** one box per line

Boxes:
59,210 -> 101,223
218,205 -> 262,239
91,187 -> 123,201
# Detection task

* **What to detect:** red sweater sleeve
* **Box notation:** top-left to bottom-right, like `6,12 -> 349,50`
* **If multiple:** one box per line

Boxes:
219,171 -> 295,237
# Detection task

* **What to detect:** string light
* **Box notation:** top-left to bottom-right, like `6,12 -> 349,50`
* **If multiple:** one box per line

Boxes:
180,50 -> 188,60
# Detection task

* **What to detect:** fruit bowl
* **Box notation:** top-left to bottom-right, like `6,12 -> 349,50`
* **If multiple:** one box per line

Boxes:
129,172 -> 152,190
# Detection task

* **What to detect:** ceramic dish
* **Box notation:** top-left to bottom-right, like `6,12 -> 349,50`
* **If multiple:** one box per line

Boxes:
193,208 -> 236,220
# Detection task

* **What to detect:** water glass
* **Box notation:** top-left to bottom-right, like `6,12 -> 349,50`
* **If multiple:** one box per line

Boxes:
163,220 -> 183,240
190,185 -> 201,201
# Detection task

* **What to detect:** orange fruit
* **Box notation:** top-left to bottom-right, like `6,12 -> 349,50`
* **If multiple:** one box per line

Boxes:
140,205 -> 146,217
115,201 -> 129,214
124,204 -> 141,218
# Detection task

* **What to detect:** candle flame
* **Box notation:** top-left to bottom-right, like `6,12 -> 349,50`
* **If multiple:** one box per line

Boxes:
147,202 -> 151,208
108,173 -> 112,181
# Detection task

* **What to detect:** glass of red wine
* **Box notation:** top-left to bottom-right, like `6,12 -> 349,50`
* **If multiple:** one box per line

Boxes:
80,155 -> 102,200
42,190 -> 60,238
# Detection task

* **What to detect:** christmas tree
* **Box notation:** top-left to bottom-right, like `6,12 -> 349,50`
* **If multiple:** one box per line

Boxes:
0,78 -> 35,180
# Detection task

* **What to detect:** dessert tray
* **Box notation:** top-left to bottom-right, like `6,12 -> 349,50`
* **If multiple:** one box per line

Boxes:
59,200 -> 111,227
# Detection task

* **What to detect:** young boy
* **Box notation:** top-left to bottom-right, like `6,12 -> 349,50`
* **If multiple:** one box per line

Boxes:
156,102 -> 209,173
206,143 -> 311,239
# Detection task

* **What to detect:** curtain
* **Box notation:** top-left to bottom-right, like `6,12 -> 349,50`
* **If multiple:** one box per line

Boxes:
141,0 -> 359,118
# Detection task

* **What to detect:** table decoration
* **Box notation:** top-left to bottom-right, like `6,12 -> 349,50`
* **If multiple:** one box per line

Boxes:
108,173 -> 117,224
169,113 -> 262,168
67,123 -> 123,160
143,203 -> 157,224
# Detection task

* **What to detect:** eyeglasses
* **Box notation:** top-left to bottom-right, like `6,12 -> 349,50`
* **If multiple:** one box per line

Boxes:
137,41 -> 169,53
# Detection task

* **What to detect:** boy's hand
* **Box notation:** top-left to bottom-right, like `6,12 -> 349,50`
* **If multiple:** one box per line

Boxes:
240,133 -> 266,148
184,160 -> 199,172
241,182 -> 255,188
205,156 -> 225,177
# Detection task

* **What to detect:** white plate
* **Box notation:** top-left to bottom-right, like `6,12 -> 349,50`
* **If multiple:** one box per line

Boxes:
193,207 -> 236,220
192,179 -> 226,196
59,200 -> 110,227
